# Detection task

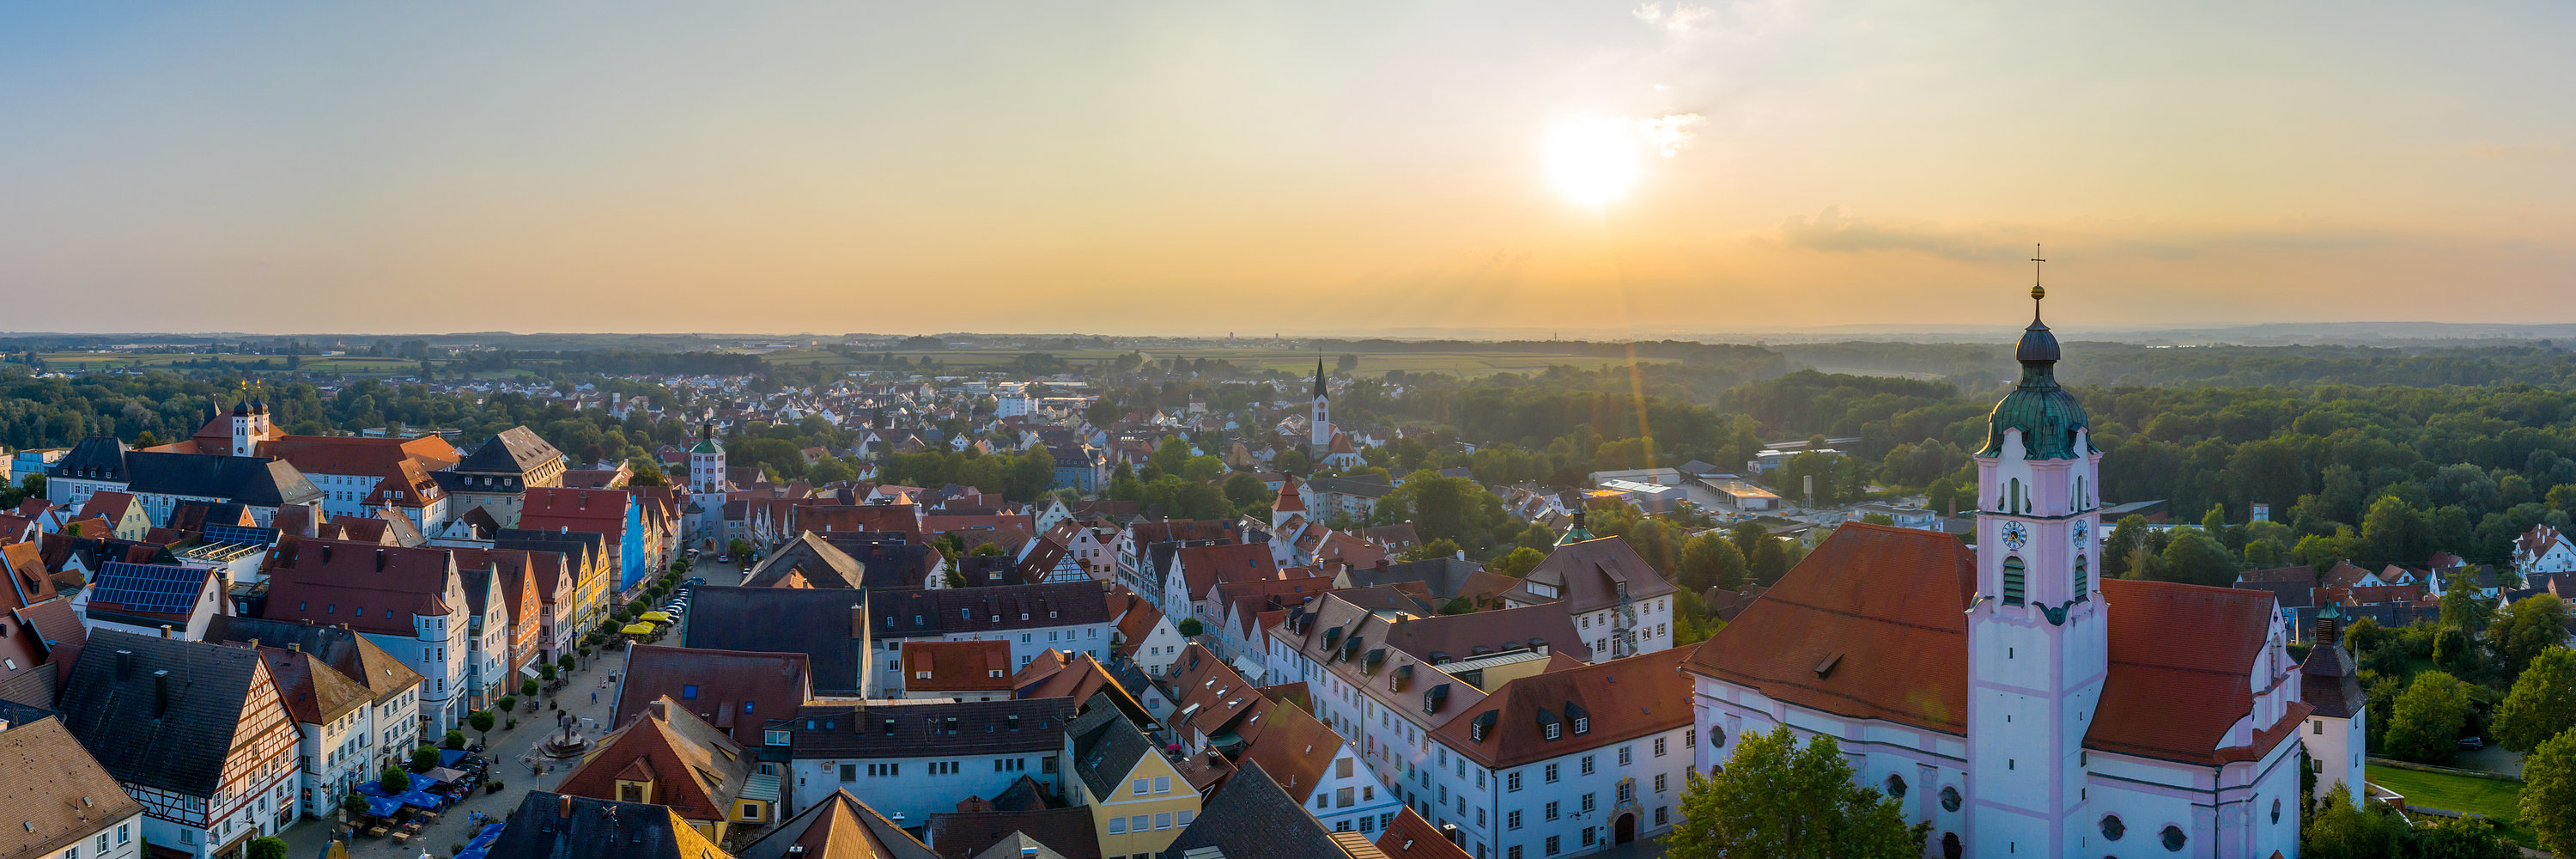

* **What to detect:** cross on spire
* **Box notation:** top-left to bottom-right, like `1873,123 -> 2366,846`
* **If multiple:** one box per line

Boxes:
2029,243 -> 2047,323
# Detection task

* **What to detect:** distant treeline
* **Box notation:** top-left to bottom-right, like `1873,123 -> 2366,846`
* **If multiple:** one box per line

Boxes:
453,350 -> 765,376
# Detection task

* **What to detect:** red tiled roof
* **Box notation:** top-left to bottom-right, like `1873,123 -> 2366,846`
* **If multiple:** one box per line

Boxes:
1176,543 -> 1284,603
1376,808 -> 1473,859
1682,522 -> 1978,734
1437,644 -> 1698,769
902,640 -> 1014,692
2087,577 -> 2310,765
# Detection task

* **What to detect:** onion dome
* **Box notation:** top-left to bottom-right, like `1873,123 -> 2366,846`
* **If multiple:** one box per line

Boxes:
1981,280 -> 2093,460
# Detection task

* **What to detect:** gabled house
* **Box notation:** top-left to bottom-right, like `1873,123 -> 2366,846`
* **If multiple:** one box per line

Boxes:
736,789 -> 940,859
1065,704 -> 1198,858
201,616 -> 424,777
258,539 -> 471,732
55,631 -> 304,859
0,716 -> 147,859
556,696 -> 779,844
1502,534 -> 1678,660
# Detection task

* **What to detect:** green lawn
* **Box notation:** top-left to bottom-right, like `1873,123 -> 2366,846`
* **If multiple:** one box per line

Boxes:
2368,765 -> 2533,845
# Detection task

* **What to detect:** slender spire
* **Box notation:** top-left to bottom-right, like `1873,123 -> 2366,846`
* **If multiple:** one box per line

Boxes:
1313,353 -> 1327,399
2030,243 -> 2047,325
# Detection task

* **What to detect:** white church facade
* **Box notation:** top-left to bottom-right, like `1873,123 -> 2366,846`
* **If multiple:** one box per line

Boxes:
1684,284 -> 2342,858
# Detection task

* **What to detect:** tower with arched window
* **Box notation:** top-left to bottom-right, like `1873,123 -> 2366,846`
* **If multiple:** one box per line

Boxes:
1964,280 -> 2107,853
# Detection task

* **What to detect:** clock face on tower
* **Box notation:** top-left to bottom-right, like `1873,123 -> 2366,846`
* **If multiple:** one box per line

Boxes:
2000,521 -> 2029,551
2073,520 -> 2090,546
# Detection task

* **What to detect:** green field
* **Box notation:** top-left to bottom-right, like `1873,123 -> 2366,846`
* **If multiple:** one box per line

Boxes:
37,351 -> 427,376
2368,765 -> 2532,844
756,347 -> 1672,379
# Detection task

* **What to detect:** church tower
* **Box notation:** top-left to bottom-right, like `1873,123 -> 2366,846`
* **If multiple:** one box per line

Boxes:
1309,356 -> 1331,449
1964,254 -> 2106,856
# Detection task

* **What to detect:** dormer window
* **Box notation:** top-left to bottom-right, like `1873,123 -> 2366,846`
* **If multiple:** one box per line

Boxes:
1574,716 -> 1589,734
1545,723 -> 1561,740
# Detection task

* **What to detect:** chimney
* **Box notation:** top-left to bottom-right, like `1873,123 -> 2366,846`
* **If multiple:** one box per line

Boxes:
289,642 -> 301,653
160,624 -> 173,639
152,670 -> 171,716
375,549 -> 387,571
558,795 -> 574,819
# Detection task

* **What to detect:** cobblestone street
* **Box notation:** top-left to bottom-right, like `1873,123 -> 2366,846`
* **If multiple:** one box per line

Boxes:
278,645 -> 635,859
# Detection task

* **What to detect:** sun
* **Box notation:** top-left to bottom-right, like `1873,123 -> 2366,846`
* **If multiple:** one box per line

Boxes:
1547,118 -> 1642,209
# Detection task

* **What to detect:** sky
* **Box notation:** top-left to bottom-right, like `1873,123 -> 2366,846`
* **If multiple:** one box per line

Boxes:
4,2 -> 2574,337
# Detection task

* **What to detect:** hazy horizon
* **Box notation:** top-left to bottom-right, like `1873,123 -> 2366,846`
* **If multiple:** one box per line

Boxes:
6,2 -> 2574,334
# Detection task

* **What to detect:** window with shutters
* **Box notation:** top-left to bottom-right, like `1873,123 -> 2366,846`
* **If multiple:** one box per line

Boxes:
2002,556 -> 2026,605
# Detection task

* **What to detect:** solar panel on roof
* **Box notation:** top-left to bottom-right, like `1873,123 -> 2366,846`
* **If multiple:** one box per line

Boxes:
202,524 -> 279,546
93,562 -> 208,614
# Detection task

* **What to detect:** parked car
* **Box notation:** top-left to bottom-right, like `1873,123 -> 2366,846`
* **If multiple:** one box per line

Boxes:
2458,736 -> 2487,750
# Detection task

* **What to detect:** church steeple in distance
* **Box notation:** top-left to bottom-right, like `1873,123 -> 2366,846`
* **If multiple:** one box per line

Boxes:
1313,354 -> 1327,399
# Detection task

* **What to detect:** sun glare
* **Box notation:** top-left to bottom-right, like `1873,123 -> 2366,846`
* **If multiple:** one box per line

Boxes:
1547,118 -> 1642,209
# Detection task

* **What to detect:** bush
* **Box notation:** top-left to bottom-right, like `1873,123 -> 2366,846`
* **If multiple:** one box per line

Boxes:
441,729 -> 466,750
519,678 -> 540,698
1176,618 -> 1204,637
380,765 -> 411,794
340,792 -> 369,816
540,663 -> 557,681
410,746 -> 440,771
247,837 -> 289,859
557,654 -> 575,672
496,695 -> 517,712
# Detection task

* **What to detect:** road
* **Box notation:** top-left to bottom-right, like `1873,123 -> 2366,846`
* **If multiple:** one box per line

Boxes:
279,645 -> 631,859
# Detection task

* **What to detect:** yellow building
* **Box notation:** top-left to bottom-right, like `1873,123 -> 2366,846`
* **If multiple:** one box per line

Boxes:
556,697 -> 779,844
1067,705 -> 1200,858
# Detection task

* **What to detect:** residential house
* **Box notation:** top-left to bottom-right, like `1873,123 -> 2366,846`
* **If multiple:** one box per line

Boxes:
1500,536 -> 1678,661
258,539 -> 471,733
869,583 -> 1118,689
258,436 -> 461,529
80,562 -> 230,641
774,698 -> 1074,825
201,617 -> 425,777
0,716 -> 147,859
238,643 -> 380,817
436,428 -> 567,529
556,696 -> 780,844
1065,704 -> 1198,858
901,640 -> 1017,701
519,488 -> 647,596
737,789 -> 940,859
1161,764 -> 1373,859
613,645 -> 814,747
679,587 -> 871,698
495,529 -> 611,639
56,631 -> 303,859
487,792 -> 729,859
0,545 -> 87,706
74,491 -> 152,541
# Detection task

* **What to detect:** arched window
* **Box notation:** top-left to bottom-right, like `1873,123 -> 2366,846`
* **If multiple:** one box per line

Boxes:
1884,773 -> 1906,799
2009,478 -> 2022,513
2074,553 -> 2089,596
2002,557 -> 2026,606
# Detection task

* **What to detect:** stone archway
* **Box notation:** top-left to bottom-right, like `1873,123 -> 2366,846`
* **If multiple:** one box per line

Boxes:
1614,812 -> 1637,844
